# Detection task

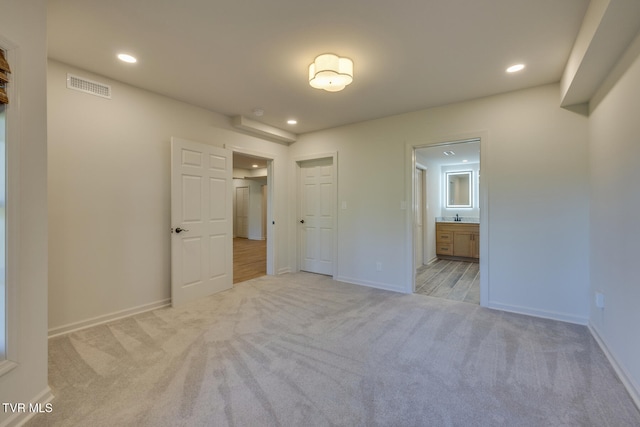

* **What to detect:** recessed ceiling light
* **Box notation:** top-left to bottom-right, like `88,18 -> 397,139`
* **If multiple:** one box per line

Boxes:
443,151 -> 455,156
117,53 -> 137,63
462,159 -> 468,163
287,119 -> 298,125
252,164 -> 259,168
506,64 -> 525,73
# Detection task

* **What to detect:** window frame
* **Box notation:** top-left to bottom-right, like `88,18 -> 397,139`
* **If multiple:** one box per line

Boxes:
0,38 -> 20,376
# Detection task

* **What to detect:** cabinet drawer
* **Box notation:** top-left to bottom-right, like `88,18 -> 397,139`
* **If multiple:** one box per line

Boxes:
436,244 -> 452,255
436,231 -> 453,242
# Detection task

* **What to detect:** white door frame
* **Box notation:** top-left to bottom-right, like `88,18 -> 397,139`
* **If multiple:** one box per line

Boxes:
405,133 -> 489,306
225,144 -> 276,276
414,164 -> 427,282
294,152 -> 338,277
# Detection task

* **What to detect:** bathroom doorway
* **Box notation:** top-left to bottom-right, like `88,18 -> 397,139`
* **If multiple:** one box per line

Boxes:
411,138 -> 484,305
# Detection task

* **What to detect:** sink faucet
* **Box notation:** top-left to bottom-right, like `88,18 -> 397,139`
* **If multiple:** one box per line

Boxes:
455,214 -> 460,222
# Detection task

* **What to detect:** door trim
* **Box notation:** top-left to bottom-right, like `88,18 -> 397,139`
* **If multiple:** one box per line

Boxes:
405,133 -> 489,306
293,152 -> 338,277
225,144 -> 276,276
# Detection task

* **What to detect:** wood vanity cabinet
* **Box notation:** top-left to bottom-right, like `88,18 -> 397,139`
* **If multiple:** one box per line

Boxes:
436,222 -> 479,261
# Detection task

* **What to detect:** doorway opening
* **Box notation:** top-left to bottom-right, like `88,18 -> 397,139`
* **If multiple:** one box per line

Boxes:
411,138 -> 484,305
232,152 -> 271,283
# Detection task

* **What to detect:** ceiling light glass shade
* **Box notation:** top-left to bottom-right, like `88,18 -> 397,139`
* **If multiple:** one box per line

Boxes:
309,54 -> 353,92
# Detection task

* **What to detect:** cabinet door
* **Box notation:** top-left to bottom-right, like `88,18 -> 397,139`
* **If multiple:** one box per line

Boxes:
453,231 -> 473,257
471,232 -> 480,258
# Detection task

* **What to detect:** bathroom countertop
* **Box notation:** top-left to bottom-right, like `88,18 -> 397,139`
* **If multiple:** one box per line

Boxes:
436,217 -> 479,224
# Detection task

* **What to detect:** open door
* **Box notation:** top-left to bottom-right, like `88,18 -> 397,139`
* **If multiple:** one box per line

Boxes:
171,137 -> 232,306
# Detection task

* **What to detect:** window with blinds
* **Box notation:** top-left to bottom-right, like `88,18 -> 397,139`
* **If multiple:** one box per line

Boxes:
0,49 -> 10,104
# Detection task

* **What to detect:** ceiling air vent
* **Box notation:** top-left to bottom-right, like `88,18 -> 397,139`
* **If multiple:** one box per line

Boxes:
66,73 -> 111,99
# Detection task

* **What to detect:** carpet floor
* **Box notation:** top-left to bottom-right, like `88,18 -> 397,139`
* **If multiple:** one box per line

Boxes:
27,273 -> 640,426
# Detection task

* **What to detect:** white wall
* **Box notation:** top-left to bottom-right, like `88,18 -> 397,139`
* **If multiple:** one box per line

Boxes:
0,1 -> 50,425
588,31 -> 640,406
290,83 -> 590,323
47,60 -> 290,333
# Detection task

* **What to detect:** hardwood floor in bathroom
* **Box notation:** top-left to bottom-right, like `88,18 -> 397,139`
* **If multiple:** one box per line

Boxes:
415,259 -> 480,304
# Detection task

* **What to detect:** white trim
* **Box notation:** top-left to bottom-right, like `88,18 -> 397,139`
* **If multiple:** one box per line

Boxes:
488,301 -> 588,325
334,275 -> 405,293
276,267 -> 292,275
0,37 -> 21,372
589,323 -> 640,411
0,360 -> 16,377
0,386 -> 53,427
47,299 -> 170,338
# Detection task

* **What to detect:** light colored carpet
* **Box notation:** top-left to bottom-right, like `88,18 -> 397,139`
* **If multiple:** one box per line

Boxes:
28,273 -> 640,426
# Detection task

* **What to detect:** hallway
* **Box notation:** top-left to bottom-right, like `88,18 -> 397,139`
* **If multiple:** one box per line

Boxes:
233,238 -> 266,284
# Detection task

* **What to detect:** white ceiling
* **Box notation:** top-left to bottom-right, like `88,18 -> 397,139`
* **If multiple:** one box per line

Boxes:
416,140 -> 480,168
47,0 -> 590,135
233,152 -> 268,170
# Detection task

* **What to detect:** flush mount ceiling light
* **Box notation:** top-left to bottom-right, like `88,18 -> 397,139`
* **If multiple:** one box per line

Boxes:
506,63 -> 525,73
117,53 -> 137,63
309,53 -> 353,92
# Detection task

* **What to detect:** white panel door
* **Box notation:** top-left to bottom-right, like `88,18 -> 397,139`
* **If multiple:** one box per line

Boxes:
171,137 -> 232,307
235,186 -> 249,238
299,158 -> 334,275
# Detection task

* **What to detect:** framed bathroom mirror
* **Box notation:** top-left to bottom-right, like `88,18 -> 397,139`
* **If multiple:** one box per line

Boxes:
446,171 -> 472,208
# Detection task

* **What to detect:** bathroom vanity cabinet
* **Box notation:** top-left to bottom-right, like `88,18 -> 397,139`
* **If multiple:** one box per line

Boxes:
436,222 -> 479,261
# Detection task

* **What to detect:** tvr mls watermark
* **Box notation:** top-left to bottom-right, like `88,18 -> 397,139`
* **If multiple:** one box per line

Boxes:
2,402 -> 53,414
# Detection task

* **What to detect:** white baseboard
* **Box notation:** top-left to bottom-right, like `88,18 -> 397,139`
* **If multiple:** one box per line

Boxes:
48,298 -> 171,338
589,323 -> 640,411
334,275 -> 404,293
276,267 -> 292,275
1,386 -> 53,427
426,256 -> 439,265
487,301 -> 588,325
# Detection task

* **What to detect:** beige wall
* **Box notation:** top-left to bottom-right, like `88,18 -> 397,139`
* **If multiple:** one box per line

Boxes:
0,1 -> 50,425
589,31 -> 640,406
290,83 -> 590,323
47,60 -> 290,333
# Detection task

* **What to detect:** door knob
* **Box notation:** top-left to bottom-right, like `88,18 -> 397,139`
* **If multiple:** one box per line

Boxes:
174,227 -> 189,233
299,220 -> 304,224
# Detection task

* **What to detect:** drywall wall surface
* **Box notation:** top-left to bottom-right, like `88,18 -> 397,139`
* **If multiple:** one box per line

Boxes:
589,37 -> 640,405
47,60 -> 289,331
291,83 -> 590,322
0,1 -> 50,425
